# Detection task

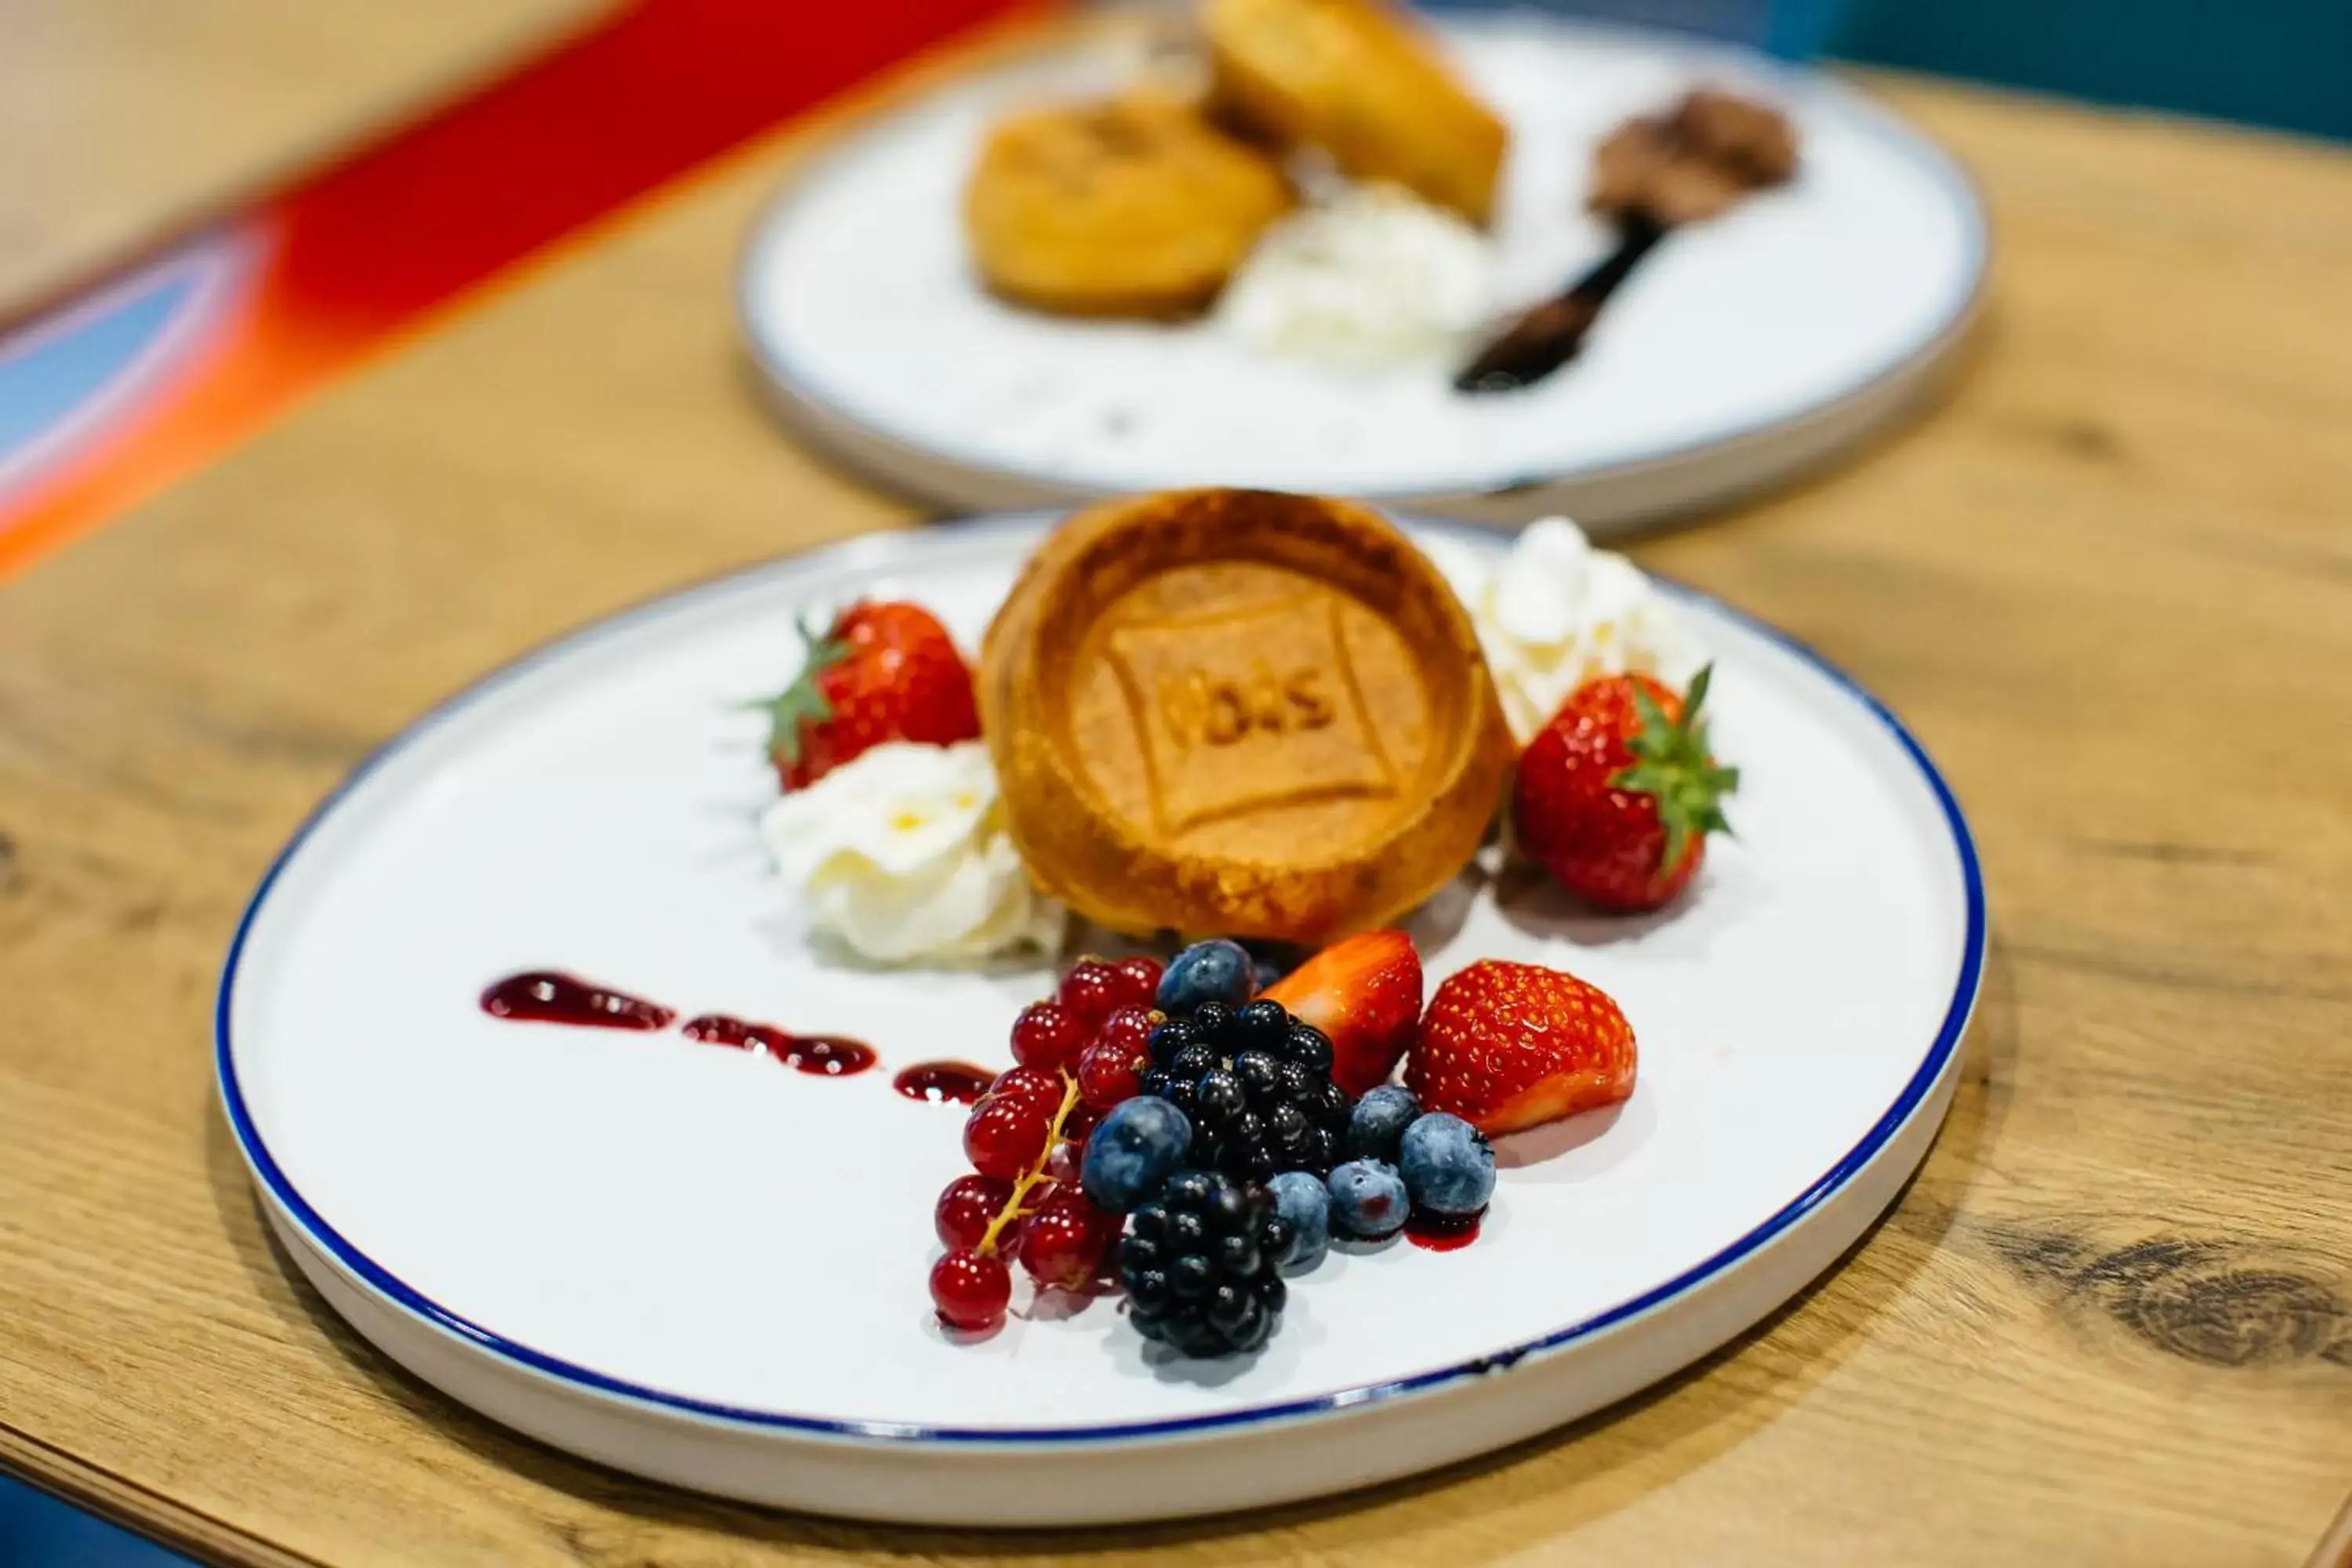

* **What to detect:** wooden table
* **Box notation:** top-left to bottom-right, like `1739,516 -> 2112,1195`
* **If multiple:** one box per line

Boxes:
0,0 -> 597,320
2,22 -> 2350,1567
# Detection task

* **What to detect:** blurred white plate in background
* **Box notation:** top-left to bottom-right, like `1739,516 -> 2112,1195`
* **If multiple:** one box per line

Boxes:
738,15 -> 1984,533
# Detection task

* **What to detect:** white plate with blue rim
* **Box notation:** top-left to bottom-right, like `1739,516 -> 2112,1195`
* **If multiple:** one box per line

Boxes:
216,513 -> 1983,1525
737,13 -> 1985,535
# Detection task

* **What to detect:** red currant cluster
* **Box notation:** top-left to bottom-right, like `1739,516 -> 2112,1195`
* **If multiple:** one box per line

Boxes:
926,955 -> 1164,1333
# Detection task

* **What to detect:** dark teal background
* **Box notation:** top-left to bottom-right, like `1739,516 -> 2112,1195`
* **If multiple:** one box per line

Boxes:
1433,0 -> 2352,140
1835,0 -> 2350,141
0,1473 -> 189,1567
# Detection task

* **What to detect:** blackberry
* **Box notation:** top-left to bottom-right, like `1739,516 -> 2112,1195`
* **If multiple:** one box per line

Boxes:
1153,996 -> 1352,1181
1118,1171 -> 1290,1356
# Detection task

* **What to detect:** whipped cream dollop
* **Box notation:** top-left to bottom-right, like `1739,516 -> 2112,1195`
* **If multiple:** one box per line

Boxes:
1425,517 -> 1705,742
1217,183 -> 1495,373
760,741 -> 1064,965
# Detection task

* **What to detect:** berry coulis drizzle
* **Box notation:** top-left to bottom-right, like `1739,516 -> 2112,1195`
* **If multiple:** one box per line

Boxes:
681,1014 -> 876,1076
477,972 -> 875,1077
479,971 -> 676,1030
891,1062 -> 994,1105
1403,1207 -> 1484,1251
483,975 -> 1480,1259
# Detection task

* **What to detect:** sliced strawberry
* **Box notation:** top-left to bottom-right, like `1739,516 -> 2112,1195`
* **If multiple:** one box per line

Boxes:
1406,960 -> 1635,1136
1261,930 -> 1423,1096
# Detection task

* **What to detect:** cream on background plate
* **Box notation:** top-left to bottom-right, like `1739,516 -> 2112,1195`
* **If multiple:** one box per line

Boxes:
216,516 -> 1983,1524
736,15 -> 1986,532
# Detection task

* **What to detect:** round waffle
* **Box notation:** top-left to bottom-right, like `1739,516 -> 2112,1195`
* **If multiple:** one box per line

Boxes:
963,89 -> 1294,319
1202,0 -> 1509,227
981,488 -> 1513,942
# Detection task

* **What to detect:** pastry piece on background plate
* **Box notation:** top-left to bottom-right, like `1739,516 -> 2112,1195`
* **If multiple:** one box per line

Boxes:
963,88 -> 1294,318
980,488 -> 1513,943
1201,0 -> 1508,225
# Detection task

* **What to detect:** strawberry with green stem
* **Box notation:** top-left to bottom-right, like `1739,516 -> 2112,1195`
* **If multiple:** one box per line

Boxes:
758,601 -> 981,790
1512,664 -> 1739,913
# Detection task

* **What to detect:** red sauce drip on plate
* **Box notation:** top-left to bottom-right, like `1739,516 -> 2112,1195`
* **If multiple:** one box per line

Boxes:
480,971 -> 675,1030
1404,1207 -> 1484,1252
892,1061 -> 994,1105
681,1014 -> 876,1076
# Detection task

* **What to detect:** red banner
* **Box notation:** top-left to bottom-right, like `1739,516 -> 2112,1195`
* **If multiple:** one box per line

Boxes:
0,0 -> 1042,578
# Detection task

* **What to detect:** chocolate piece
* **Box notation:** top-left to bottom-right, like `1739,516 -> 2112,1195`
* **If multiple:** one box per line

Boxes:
1587,87 -> 1798,223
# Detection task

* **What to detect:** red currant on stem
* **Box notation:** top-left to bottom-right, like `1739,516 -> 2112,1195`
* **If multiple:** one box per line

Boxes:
934,1020 -> 1098,1336
1019,1198 -> 1112,1290
1060,1100 -> 1103,1145
974,1076 -> 1083,1230
963,1095 -> 1053,1181
935,1174 -> 1012,1251
1077,1037 -> 1143,1111
986,1064 -> 1066,1110
1111,955 -> 1164,1009
1098,1005 -> 1156,1056
930,1250 -> 1011,1331
1009,1003 -> 1085,1073
1058,960 -> 1123,1034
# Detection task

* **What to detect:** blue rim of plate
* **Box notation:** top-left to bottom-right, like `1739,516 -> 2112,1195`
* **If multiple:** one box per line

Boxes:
734,13 -> 1991,505
216,513 -> 1987,1447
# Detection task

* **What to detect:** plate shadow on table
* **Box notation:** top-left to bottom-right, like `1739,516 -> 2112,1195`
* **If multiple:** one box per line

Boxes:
197,946 -> 2017,1559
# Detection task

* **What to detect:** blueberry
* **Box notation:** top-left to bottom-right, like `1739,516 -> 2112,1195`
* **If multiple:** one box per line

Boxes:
1265,1171 -> 1332,1269
1347,1084 -> 1422,1164
1158,939 -> 1255,1014
1326,1159 -> 1409,1239
1080,1097 -> 1192,1213
1397,1112 -> 1496,1215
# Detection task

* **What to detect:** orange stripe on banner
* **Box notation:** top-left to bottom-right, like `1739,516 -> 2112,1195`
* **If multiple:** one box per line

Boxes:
0,0 -> 1052,580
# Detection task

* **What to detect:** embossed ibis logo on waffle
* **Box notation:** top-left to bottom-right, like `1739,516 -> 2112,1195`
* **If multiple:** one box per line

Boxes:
1106,593 -> 1398,835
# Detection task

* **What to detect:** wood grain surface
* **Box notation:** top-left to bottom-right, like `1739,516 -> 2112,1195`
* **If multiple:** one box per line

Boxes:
0,0 -> 601,319
2,23 -> 2350,1566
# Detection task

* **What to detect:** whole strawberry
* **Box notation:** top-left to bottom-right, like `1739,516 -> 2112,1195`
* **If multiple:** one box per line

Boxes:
1512,665 -> 1737,913
1406,960 -> 1635,1136
760,601 -> 981,790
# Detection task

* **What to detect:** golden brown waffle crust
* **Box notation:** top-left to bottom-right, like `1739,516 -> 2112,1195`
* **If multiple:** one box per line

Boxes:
981,488 -> 1515,942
